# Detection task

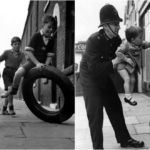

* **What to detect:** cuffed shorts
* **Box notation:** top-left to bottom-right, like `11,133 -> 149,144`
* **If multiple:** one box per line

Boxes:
2,67 -> 17,91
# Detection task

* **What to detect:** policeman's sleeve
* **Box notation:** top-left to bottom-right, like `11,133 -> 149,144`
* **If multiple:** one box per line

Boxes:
85,38 -> 113,76
0,50 -> 7,62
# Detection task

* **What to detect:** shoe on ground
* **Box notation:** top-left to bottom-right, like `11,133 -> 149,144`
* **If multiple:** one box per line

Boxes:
9,110 -> 16,115
2,110 -> 10,115
9,105 -> 16,115
120,138 -> 144,148
2,106 -> 10,115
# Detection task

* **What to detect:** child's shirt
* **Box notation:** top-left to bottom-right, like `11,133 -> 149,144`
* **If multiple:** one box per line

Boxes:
0,49 -> 25,69
25,29 -> 55,63
116,40 -> 150,73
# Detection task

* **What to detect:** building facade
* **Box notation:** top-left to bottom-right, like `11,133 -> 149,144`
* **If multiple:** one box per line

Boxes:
19,1 -> 74,106
124,0 -> 150,94
75,41 -> 85,96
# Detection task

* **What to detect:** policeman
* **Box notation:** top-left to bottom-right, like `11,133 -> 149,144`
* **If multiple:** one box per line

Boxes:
80,4 -> 144,149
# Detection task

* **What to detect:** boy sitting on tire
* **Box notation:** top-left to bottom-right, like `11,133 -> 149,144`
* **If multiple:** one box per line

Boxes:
1,15 -> 57,98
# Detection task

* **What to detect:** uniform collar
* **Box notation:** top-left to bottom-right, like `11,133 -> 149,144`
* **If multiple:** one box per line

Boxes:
99,29 -> 109,41
100,29 -> 120,41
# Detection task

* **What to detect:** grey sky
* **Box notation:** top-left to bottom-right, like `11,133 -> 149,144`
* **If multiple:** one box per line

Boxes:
75,0 -> 127,43
0,0 -> 29,88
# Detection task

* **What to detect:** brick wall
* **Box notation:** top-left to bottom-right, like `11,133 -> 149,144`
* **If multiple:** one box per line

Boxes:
20,1 -> 74,105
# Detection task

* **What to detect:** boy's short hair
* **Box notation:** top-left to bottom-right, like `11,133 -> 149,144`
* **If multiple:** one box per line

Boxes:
125,26 -> 143,42
11,37 -> 21,45
42,15 -> 57,30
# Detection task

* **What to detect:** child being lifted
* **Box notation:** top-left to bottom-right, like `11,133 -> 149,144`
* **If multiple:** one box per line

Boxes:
116,25 -> 150,106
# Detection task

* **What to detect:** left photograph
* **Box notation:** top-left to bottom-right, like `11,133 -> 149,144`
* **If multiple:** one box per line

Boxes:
0,0 -> 74,149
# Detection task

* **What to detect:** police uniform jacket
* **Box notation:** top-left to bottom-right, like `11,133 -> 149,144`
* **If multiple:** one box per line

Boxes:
80,29 -> 122,89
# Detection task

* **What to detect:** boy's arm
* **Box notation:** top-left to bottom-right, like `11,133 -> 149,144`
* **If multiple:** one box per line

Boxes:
0,51 -> 7,62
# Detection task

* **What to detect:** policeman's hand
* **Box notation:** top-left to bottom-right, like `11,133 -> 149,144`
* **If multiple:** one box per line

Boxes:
36,63 -> 46,71
125,58 -> 134,67
112,57 -> 123,68
0,73 -> 1,78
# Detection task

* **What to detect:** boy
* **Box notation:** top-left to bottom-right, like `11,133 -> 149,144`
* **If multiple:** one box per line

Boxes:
116,25 -> 150,106
1,15 -> 57,98
0,37 -> 25,115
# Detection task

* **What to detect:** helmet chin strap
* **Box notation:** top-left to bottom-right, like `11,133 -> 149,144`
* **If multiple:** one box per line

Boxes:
107,24 -> 117,36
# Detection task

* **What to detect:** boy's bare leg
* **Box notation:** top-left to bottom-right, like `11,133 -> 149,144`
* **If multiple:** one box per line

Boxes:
1,67 -> 26,98
4,97 -> 8,107
8,95 -> 15,115
2,97 -> 9,115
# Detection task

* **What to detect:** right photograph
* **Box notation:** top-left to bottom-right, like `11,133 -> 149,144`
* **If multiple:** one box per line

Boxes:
75,0 -> 150,149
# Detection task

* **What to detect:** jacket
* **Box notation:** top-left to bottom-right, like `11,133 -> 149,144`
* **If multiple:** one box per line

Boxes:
116,40 -> 150,74
80,29 -> 122,89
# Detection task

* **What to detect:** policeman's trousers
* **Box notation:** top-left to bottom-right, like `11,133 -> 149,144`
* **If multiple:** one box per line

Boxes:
81,82 -> 131,149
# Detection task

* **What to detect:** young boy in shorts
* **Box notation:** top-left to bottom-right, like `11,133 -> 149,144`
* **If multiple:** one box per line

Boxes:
116,25 -> 150,106
0,37 -> 25,115
1,15 -> 57,98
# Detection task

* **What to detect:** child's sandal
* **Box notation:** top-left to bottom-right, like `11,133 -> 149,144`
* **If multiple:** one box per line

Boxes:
124,97 -> 137,106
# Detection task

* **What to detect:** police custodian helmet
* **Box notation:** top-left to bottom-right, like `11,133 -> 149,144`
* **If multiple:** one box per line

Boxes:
98,4 -> 123,27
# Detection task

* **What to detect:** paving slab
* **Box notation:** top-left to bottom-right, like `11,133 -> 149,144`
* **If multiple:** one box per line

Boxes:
0,138 -> 74,149
137,115 -> 150,123
0,99 -> 74,149
75,94 -> 150,149
22,126 -> 74,138
133,123 -> 150,134
0,127 -> 25,138
75,128 -> 88,141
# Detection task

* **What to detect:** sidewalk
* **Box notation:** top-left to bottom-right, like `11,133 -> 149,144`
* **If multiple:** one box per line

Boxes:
75,93 -> 150,149
0,99 -> 74,149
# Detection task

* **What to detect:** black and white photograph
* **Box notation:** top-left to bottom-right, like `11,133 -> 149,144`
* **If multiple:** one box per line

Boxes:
0,0 -> 74,149
75,0 -> 150,149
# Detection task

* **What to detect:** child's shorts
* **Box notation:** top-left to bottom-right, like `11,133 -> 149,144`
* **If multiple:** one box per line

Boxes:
2,67 -> 17,91
22,60 -> 36,73
117,62 -> 135,74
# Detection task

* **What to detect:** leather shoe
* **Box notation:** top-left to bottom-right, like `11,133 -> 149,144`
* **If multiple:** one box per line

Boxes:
124,97 -> 137,106
120,138 -> 144,148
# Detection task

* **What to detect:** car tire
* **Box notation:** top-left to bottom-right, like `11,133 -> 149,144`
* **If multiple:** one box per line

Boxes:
22,66 -> 74,123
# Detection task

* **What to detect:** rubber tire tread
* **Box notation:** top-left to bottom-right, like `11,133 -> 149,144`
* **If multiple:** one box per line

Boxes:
22,66 -> 74,123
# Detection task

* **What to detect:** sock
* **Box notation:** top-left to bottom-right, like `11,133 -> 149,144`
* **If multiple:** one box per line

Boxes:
125,93 -> 132,100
